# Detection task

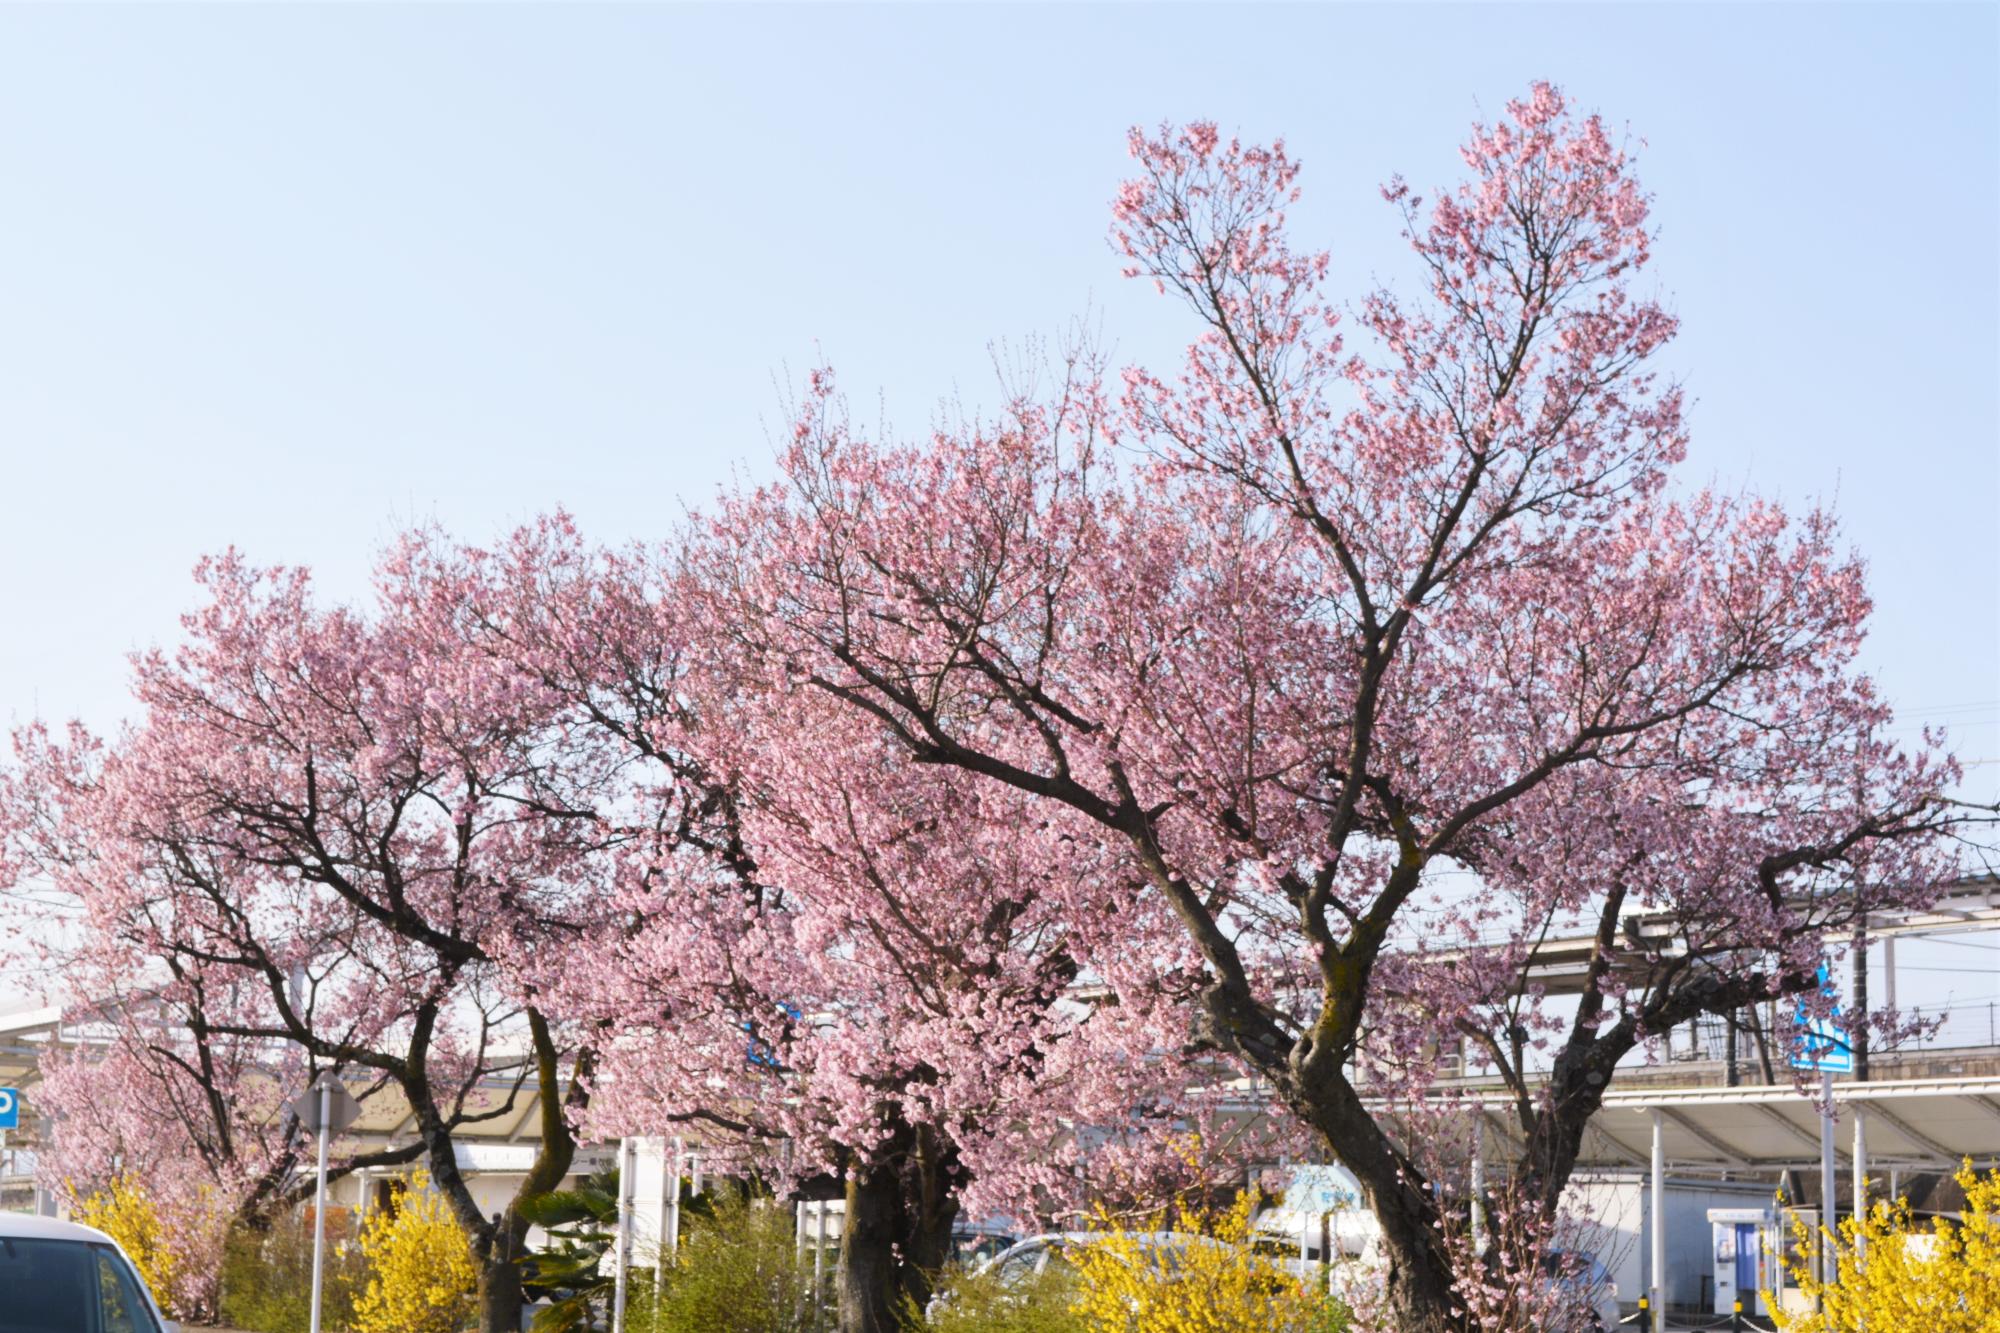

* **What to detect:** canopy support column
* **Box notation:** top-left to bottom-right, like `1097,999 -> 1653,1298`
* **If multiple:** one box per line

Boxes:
1650,1108 -> 1665,1333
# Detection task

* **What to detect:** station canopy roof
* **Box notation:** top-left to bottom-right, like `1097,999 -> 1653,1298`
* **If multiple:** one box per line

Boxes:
1372,1076 -> 2000,1175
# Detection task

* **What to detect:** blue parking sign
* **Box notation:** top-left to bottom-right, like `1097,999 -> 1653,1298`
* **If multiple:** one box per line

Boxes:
0,1088 -> 18,1130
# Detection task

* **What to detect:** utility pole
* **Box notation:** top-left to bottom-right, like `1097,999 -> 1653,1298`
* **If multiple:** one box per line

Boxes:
1819,1068 -> 1836,1310
1854,926 -> 1870,1083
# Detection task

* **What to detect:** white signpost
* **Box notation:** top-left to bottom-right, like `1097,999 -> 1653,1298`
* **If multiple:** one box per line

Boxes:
289,1074 -> 361,1333
1792,963 -> 1851,1309
612,1138 -> 633,1333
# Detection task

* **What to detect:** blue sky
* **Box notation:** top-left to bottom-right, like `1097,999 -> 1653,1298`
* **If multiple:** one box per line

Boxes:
0,4 -> 1995,1002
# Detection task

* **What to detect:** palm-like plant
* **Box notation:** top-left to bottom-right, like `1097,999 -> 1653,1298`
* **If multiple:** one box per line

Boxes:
518,1166 -> 718,1332
518,1167 -> 622,1333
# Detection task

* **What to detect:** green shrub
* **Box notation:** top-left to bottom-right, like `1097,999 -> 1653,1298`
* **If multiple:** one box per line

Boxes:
643,1193 -> 821,1333
918,1262 -> 1087,1333
217,1213 -> 368,1333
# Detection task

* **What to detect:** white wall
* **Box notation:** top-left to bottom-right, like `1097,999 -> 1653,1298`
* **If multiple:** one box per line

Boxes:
1564,1174 -> 1773,1308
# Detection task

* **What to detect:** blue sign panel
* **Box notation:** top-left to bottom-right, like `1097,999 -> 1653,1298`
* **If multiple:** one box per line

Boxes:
0,1088 -> 18,1130
1792,963 -> 1853,1073
1284,1163 -> 1362,1212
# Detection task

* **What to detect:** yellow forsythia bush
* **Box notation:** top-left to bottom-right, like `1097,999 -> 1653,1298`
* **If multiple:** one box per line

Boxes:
73,1174 -> 180,1312
353,1170 -> 480,1333
1069,1194 -> 1327,1333
1771,1160 -> 2000,1332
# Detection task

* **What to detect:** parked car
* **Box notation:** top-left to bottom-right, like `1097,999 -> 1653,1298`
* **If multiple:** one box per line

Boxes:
949,1221 -> 1018,1269
926,1230 -> 1206,1318
0,1212 -> 179,1333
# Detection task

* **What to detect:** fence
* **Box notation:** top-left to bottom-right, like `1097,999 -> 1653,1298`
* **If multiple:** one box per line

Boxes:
1442,995 -> 2000,1082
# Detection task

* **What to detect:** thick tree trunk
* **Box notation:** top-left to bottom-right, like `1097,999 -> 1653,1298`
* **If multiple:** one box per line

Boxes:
478,1246 -> 529,1333
1516,1043 -> 1621,1218
1353,1179 -> 1461,1333
836,1121 -> 960,1333
1306,1085 -> 1462,1333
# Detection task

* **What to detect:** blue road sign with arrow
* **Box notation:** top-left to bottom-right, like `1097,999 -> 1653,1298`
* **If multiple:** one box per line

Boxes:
1792,963 -> 1853,1073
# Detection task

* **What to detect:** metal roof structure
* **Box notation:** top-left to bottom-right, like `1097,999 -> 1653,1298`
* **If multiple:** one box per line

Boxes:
0,1005 -> 63,1092
1375,1075 -> 2000,1175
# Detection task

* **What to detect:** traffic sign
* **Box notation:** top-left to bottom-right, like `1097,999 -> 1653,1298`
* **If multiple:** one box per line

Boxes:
1792,963 -> 1853,1073
1284,1163 -> 1361,1213
289,1076 -> 361,1136
0,1088 -> 18,1130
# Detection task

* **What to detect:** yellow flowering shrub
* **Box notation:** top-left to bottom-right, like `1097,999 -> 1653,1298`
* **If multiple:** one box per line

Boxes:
353,1171 -> 480,1333
74,1174 -> 180,1312
1771,1160 -> 2000,1332
1068,1193 -> 1333,1333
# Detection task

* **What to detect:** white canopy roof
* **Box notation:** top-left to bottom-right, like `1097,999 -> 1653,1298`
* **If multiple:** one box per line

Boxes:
1376,1076 -> 2000,1174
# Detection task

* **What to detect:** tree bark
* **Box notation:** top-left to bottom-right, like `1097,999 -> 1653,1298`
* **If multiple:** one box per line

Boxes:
479,1010 -> 583,1333
836,1120 -> 961,1333
1296,1079 -> 1461,1333
477,1246 -> 529,1333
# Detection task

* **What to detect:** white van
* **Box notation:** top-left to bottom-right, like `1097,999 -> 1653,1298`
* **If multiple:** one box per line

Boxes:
0,1212 -> 180,1333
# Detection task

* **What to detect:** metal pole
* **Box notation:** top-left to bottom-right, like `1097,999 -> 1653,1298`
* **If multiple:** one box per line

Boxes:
1819,1070 -> 1836,1308
1854,927 -> 1870,1081
309,1079 -> 330,1333
1852,1108 -> 1868,1256
612,1137 -> 632,1333
665,1135 -> 683,1268
1883,937 -> 1897,1017
1650,1108 -> 1665,1333
1470,1122 -> 1486,1256
1319,1209 -> 1332,1292
813,1199 -> 829,1333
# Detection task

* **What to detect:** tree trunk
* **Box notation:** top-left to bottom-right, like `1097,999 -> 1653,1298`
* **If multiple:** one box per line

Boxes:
1356,1177 -> 1462,1333
478,1244 -> 528,1333
1300,1078 -> 1461,1333
413,1008 -> 583,1333
836,1121 -> 961,1333
479,1009 -> 584,1333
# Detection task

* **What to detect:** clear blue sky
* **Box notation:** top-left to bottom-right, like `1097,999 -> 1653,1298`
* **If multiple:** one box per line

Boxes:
1,6 -> 1994,791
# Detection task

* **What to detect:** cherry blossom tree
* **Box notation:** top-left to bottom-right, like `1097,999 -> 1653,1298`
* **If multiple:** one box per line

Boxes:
0,542 -> 621,1333
689,86 -> 1971,1329
27,961 -> 428,1317
450,519 -> 1216,1333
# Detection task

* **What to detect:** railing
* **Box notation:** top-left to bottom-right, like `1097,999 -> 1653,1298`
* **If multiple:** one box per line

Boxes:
1662,998 -> 2000,1067
1440,995 -> 2000,1083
